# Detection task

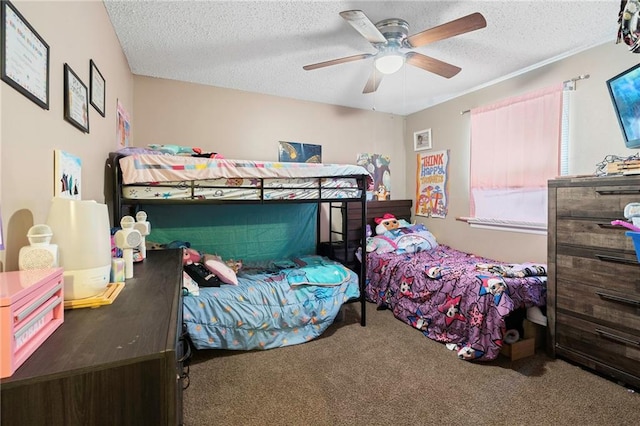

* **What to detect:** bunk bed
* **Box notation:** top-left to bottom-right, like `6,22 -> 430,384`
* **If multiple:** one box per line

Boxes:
347,200 -> 547,361
105,150 -> 371,351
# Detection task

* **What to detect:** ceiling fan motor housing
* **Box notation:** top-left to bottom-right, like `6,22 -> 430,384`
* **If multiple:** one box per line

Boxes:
375,18 -> 409,47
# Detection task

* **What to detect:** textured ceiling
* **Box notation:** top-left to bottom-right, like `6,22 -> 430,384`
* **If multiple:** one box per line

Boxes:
103,1 -> 622,116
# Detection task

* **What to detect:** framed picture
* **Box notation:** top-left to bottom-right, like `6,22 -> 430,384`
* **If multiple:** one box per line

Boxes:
116,99 -> 131,148
63,63 -> 89,133
1,0 -> 50,109
416,149 -> 450,218
278,141 -> 322,163
414,128 -> 432,151
89,59 -> 105,117
54,150 -> 82,199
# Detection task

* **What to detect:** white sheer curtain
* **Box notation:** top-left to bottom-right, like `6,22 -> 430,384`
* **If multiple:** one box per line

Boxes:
470,84 -> 563,227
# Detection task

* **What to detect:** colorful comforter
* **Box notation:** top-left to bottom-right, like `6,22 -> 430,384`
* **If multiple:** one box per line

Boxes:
365,245 -> 546,361
119,153 -> 370,185
183,255 -> 360,350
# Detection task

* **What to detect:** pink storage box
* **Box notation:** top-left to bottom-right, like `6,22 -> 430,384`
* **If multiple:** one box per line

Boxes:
0,268 -> 64,378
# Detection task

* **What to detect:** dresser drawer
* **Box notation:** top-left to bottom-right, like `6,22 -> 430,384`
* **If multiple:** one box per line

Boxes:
556,312 -> 640,380
556,250 -> 640,292
557,277 -> 640,334
556,219 -> 636,251
556,185 -> 640,219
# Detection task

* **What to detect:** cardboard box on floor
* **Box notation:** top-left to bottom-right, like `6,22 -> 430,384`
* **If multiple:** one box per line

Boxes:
500,319 -> 546,361
523,318 -> 546,349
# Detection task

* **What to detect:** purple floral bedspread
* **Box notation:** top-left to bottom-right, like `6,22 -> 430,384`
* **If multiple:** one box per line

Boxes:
365,245 -> 547,361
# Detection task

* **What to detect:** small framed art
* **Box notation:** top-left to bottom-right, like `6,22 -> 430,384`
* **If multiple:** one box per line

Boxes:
116,99 -> 131,148
89,59 -> 105,117
1,0 -> 50,109
54,149 -> 82,199
63,63 -> 89,133
414,128 -> 432,151
278,141 -> 322,163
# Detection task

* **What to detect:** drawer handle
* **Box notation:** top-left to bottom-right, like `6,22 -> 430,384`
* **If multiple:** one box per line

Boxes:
595,291 -> 640,307
595,328 -> 640,346
595,254 -> 639,265
14,283 -> 63,323
596,222 -> 617,229
14,296 -> 61,341
596,188 -> 640,195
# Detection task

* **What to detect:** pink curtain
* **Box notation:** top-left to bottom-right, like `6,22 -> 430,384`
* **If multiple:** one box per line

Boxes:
470,84 -> 563,224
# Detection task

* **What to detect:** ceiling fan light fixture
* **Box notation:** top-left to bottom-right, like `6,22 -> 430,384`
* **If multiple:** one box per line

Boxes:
375,52 -> 405,74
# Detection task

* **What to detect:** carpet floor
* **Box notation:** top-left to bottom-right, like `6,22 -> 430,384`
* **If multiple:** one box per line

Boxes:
183,302 -> 640,426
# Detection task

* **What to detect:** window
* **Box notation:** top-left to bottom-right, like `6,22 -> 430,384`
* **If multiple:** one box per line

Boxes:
468,84 -> 564,234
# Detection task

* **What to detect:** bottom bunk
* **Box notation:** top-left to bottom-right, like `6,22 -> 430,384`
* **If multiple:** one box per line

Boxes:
353,200 -> 547,362
183,254 -> 359,350
125,202 -> 366,351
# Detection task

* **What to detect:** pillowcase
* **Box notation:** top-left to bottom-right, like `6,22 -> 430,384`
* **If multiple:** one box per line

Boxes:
204,258 -> 238,285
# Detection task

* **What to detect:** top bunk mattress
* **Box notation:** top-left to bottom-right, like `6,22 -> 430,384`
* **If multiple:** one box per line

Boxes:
119,154 -> 371,184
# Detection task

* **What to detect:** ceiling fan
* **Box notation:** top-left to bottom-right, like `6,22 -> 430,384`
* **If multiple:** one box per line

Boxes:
303,10 -> 487,94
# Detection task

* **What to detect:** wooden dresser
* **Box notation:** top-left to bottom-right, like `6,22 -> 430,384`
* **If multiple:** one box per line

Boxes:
0,249 -> 188,425
547,175 -> 640,389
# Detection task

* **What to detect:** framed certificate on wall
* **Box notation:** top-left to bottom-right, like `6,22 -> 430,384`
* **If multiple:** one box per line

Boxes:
1,1 -> 50,109
63,63 -> 89,133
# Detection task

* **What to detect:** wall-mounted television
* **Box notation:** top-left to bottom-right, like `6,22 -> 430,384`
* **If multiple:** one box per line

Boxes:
606,62 -> 640,149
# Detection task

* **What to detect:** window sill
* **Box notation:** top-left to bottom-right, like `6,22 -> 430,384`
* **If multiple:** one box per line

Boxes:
456,217 -> 547,235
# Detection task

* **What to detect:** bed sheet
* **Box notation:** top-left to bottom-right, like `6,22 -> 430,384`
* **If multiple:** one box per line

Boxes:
365,245 -> 547,361
183,255 -> 360,350
119,153 -> 370,185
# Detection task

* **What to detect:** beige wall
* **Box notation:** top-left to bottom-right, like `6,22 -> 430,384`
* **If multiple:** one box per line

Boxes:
406,42 -> 640,263
132,76 -> 406,178
1,1 -> 134,271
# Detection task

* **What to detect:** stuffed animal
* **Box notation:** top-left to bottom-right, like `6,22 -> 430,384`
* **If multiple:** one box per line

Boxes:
374,184 -> 390,201
225,259 -> 243,273
183,247 -> 202,265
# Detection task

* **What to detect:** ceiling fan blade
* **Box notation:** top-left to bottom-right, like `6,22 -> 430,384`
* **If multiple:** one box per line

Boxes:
407,12 -> 487,47
303,53 -> 373,71
363,68 -> 384,94
405,52 -> 461,78
340,10 -> 388,44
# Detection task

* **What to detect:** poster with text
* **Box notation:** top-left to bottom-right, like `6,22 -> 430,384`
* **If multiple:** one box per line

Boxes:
357,153 -> 391,201
416,150 -> 449,218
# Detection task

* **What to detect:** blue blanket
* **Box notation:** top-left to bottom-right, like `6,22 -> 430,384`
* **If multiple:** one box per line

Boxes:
183,255 -> 360,350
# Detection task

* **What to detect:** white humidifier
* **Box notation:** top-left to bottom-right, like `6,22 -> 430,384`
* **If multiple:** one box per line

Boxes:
46,198 -> 112,300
